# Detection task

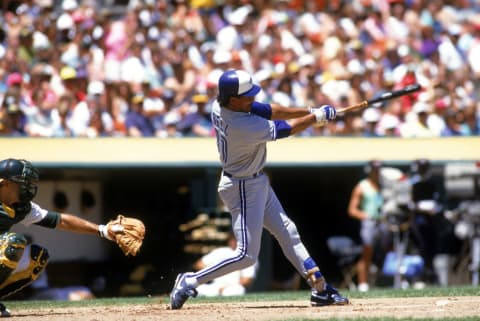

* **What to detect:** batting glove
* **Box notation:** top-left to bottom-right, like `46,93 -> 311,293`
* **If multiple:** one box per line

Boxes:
310,105 -> 336,123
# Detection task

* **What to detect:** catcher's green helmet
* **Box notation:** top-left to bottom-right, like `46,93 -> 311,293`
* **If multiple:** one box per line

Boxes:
0,158 -> 39,202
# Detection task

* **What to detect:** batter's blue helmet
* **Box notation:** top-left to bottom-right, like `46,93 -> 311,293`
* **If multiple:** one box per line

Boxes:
217,69 -> 260,105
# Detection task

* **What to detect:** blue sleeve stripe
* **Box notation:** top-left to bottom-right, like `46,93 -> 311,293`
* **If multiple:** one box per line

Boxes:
251,102 -> 272,120
274,120 -> 291,139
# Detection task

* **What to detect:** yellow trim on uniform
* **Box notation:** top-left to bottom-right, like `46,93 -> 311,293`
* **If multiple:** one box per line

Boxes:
2,205 -> 15,219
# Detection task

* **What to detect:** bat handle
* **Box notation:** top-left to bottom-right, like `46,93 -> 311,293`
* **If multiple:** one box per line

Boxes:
337,101 -> 368,114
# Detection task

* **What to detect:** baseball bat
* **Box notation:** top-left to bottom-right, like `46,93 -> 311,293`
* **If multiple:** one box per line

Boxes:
337,83 -> 422,114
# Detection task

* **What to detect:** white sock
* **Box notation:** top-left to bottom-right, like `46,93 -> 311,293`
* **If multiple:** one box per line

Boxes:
185,275 -> 198,287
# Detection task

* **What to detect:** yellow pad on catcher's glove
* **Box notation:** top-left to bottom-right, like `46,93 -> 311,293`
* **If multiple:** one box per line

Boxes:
104,215 -> 146,256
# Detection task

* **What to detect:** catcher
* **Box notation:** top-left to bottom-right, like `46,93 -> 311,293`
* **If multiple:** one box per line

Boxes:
0,158 -> 145,317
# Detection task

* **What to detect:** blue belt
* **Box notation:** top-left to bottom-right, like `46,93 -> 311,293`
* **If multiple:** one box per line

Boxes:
223,171 -> 263,179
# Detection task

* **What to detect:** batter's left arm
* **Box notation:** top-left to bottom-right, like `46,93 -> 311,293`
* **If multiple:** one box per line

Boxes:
269,103 -> 311,120
250,102 -> 310,120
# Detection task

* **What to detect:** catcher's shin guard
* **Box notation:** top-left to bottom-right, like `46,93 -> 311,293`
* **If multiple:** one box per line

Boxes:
0,302 -> 10,318
0,233 -> 28,283
0,243 -> 49,299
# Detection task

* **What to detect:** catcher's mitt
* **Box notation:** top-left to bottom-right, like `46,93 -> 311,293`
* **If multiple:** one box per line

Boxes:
100,215 -> 145,256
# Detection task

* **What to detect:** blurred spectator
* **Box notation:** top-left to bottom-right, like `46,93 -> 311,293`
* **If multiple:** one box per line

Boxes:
441,110 -> 470,136
408,158 -> 443,285
348,160 -> 387,292
24,88 -> 61,137
377,113 -> 401,137
193,232 -> 257,297
1,102 -> 27,136
400,102 -> 438,138
362,107 -> 381,137
463,104 -> 480,135
335,112 -> 363,137
176,94 -> 213,137
125,94 -> 155,137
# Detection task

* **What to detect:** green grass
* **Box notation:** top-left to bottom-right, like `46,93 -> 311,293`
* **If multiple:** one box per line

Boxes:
193,285 -> 480,303
3,286 -> 480,320
275,319 -> 480,321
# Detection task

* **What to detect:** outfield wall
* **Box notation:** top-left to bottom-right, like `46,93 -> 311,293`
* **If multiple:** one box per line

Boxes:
2,137 -> 478,167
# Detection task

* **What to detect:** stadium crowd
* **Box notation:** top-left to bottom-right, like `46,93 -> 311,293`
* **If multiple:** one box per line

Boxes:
0,0 -> 479,138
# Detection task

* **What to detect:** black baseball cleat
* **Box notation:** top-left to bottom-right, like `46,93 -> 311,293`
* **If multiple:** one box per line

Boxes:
170,273 -> 198,310
0,302 -> 11,318
310,284 -> 349,307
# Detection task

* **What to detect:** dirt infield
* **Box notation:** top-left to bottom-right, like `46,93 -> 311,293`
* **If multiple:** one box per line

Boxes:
8,296 -> 480,320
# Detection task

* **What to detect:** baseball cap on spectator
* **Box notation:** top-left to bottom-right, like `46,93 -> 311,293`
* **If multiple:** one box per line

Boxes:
298,54 -> 315,68
164,111 -> 180,126
147,26 -> 160,41
213,50 -> 232,65
435,99 -> 448,110
227,5 -> 252,25
381,114 -> 400,130
92,25 -> 104,41
87,81 -> 105,96
287,62 -> 300,74
131,94 -> 144,105
272,92 -> 292,106
397,44 -> 411,58
72,10 -> 86,23
143,96 -> 165,112
139,9 -> 153,27
447,24 -> 462,36
206,69 -> 222,88
347,59 -> 365,75
413,102 -> 429,114
36,0 -> 54,7
6,73 -> 23,86
362,107 -> 381,123
57,13 -> 74,30
62,0 -> 78,11
60,66 -> 77,80
33,31 -> 51,50
254,69 -> 273,83
192,94 -> 209,104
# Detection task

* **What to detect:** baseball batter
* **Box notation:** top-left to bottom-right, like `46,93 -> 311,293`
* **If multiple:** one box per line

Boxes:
170,69 -> 349,309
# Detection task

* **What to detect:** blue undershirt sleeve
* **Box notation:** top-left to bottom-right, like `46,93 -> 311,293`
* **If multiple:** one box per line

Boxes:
274,120 -> 292,139
250,101 -> 272,120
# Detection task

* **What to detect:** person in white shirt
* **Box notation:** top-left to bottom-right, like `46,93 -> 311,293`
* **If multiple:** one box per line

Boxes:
194,233 -> 257,297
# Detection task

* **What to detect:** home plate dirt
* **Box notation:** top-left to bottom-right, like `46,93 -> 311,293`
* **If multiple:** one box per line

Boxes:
9,296 -> 480,320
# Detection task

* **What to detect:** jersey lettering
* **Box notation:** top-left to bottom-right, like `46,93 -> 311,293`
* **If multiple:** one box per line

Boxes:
212,113 -> 229,163
212,113 -> 228,135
